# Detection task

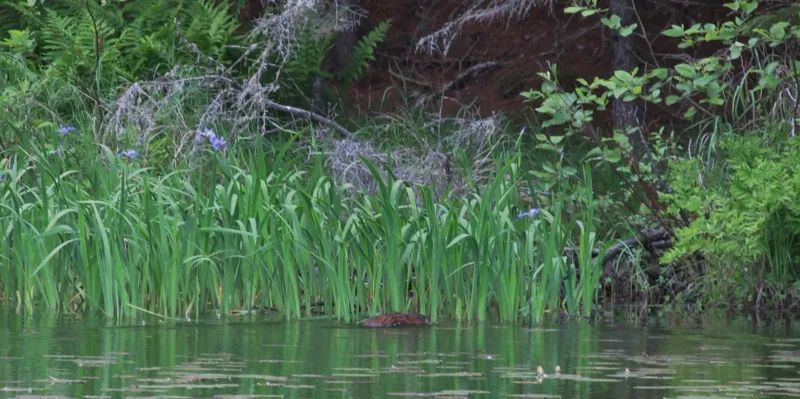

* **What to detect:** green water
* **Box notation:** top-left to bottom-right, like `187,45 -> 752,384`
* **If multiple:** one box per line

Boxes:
1,310 -> 800,398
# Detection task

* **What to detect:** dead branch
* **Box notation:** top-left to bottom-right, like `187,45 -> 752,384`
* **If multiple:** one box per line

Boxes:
441,61 -> 505,94
387,64 -> 434,89
414,60 -> 506,108
264,99 -> 354,138
601,228 -> 672,265
564,228 -> 672,266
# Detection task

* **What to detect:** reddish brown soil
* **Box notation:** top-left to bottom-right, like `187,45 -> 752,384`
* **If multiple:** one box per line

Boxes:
355,0 -> 608,121
359,0 -> 733,124
243,0 -> 733,126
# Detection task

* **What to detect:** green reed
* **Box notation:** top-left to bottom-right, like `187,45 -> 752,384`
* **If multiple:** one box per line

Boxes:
0,137 -> 607,323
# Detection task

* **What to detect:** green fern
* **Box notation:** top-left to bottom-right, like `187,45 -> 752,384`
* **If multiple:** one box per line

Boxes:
340,19 -> 391,88
3,0 -> 242,88
178,0 -> 240,60
280,25 -> 336,104
0,0 -> 245,130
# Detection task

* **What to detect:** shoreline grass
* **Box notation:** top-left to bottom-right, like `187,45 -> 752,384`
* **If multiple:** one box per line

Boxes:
0,133 -> 607,323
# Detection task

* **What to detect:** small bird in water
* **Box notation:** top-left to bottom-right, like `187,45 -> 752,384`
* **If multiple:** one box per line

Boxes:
555,365 -> 561,375
536,365 -> 544,380
359,313 -> 432,327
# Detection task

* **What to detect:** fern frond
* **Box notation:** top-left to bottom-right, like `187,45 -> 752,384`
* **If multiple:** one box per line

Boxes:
179,0 -> 240,60
341,20 -> 391,88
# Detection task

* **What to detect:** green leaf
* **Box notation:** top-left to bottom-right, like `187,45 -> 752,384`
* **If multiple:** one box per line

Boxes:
706,81 -> 722,99
730,43 -> 743,59
741,1 -> 758,14
684,106 -> 697,120
663,25 -> 686,37
650,68 -> 669,79
600,15 -> 621,29
603,149 -> 622,163
666,95 -> 681,105
693,74 -> 715,87
536,143 -> 560,152
447,234 -> 473,249
770,22 -> 789,40
614,70 -> 633,82
723,1 -> 739,11
562,166 -> 578,176
582,147 -> 604,161
619,24 -> 637,37
675,63 -> 695,78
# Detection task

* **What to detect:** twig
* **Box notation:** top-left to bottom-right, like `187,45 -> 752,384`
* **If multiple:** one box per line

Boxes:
631,0 -> 660,68
263,99 -> 354,138
440,60 -> 505,94
414,60 -> 506,109
387,64 -> 434,88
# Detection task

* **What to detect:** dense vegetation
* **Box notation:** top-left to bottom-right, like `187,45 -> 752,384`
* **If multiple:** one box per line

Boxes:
1,0 -> 799,321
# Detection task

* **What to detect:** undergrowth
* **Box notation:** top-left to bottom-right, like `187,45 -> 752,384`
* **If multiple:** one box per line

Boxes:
2,0 -> 800,321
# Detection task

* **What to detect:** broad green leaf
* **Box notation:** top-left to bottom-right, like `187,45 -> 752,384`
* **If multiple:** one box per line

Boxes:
675,63 -> 695,78
663,25 -> 686,37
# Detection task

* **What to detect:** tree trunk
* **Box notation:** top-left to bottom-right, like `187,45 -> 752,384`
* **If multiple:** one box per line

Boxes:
313,0 -> 361,112
333,0 -> 360,79
610,0 -> 646,160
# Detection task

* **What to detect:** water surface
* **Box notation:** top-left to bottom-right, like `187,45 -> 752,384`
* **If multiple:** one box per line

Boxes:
1,310 -> 799,398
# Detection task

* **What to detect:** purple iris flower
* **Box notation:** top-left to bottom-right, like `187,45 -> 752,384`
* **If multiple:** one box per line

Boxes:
57,125 -> 76,135
117,149 -> 140,159
517,208 -> 541,219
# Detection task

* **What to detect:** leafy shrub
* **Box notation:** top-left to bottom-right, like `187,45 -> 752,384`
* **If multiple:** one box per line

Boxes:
663,135 -> 800,278
522,0 -> 800,305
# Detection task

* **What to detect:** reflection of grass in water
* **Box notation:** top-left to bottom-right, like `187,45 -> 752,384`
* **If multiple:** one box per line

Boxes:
112,383 -> 241,390
331,372 -> 379,377
420,372 -> 483,378
6,312 -> 800,399
502,371 -> 621,383
394,359 -> 443,365
606,368 -> 676,379
386,390 -> 491,397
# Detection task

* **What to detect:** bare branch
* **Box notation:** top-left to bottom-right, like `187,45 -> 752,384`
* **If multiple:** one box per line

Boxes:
263,99 -> 354,138
416,0 -> 549,57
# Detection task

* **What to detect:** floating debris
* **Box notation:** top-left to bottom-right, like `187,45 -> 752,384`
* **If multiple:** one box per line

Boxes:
359,313 -> 432,327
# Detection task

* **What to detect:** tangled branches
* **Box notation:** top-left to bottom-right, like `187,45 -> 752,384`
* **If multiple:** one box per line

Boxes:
106,0 -> 362,162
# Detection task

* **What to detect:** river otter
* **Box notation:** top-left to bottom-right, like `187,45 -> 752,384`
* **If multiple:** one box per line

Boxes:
359,313 -> 432,327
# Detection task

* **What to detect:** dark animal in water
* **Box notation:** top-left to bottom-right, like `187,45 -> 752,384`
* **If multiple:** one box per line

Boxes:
359,313 -> 432,327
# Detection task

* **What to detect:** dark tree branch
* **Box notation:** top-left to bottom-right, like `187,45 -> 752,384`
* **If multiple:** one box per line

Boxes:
564,228 -> 672,266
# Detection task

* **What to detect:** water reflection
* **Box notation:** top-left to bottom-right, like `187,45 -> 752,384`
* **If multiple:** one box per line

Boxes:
0,310 -> 798,398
